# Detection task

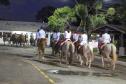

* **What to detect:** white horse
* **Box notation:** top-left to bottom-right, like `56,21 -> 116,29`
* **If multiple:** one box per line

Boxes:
100,43 -> 117,70
60,41 -> 75,65
74,41 -> 94,68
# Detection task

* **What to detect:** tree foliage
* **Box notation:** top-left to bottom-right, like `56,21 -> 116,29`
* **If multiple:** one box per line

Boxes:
110,0 -> 126,25
48,6 -> 76,32
74,0 -> 106,34
107,7 -> 116,16
90,14 -> 107,28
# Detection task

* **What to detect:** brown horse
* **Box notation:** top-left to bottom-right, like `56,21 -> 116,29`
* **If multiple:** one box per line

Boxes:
60,41 -> 75,64
51,40 -> 58,56
100,43 -> 117,70
37,38 -> 47,61
74,41 -> 94,68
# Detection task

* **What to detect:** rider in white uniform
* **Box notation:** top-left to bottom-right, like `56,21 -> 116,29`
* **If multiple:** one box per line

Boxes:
79,31 -> 88,46
101,29 -> 111,49
102,32 -> 111,44
38,27 -> 46,39
52,30 -> 61,42
72,31 -> 79,43
61,26 -> 71,46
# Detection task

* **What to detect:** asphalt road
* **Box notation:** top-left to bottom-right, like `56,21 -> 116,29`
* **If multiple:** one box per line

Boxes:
0,46 -> 126,84
0,52 -> 50,84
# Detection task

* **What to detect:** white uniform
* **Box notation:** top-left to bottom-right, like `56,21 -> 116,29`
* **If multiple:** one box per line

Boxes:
57,32 -> 60,41
73,33 -> 79,42
102,33 -> 111,44
64,31 -> 71,40
38,29 -> 46,39
36,32 -> 40,39
53,32 -> 60,41
52,33 -> 57,40
79,34 -> 88,45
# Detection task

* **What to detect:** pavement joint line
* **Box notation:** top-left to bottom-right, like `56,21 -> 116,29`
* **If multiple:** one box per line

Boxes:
23,60 -> 56,84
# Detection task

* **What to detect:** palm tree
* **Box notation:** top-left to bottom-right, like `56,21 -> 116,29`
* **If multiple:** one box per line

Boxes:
74,0 -> 106,33
75,4 -> 88,32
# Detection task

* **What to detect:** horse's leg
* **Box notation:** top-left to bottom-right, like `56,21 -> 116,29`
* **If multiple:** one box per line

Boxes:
42,48 -> 45,60
88,55 -> 92,69
60,52 -> 63,64
101,56 -> 105,68
85,56 -> 88,66
38,49 -> 41,60
106,53 -> 112,68
84,52 -> 88,67
69,51 -> 73,64
65,52 -> 69,65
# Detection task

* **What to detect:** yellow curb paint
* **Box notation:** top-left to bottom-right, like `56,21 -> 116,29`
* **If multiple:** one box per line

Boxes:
24,61 -> 55,84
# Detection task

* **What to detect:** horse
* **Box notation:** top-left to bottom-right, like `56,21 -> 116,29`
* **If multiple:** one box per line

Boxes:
100,43 -> 117,70
51,34 -> 64,56
24,34 -> 29,46
74,41 -> 94,68
51,40 -> 58,56
37,38 -> 47,61
60,41 -> 75,65
18,34 -> 25,47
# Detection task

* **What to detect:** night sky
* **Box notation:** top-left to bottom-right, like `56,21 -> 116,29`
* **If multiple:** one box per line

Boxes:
0,0 -> 75,21
0,0 -> 120,22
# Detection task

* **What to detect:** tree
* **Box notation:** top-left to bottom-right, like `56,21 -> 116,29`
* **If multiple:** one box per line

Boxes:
36,6 -> 55,22
48,6 -> 76,32
75,4 -> 88,32
110,0 -> 126,25
0,0 -> 10,5
74,0 -> 106,34
105,7 -> 117,24
90,14 -> 107,28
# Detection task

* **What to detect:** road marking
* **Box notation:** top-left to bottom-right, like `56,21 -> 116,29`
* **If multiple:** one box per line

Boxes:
24,61 -> 55,84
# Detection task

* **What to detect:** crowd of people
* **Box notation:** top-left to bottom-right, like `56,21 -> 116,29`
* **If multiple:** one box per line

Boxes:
2,32 -> 35,47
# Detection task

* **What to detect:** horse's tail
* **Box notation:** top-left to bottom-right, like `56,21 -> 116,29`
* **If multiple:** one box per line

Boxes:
111,44 -> 117,62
